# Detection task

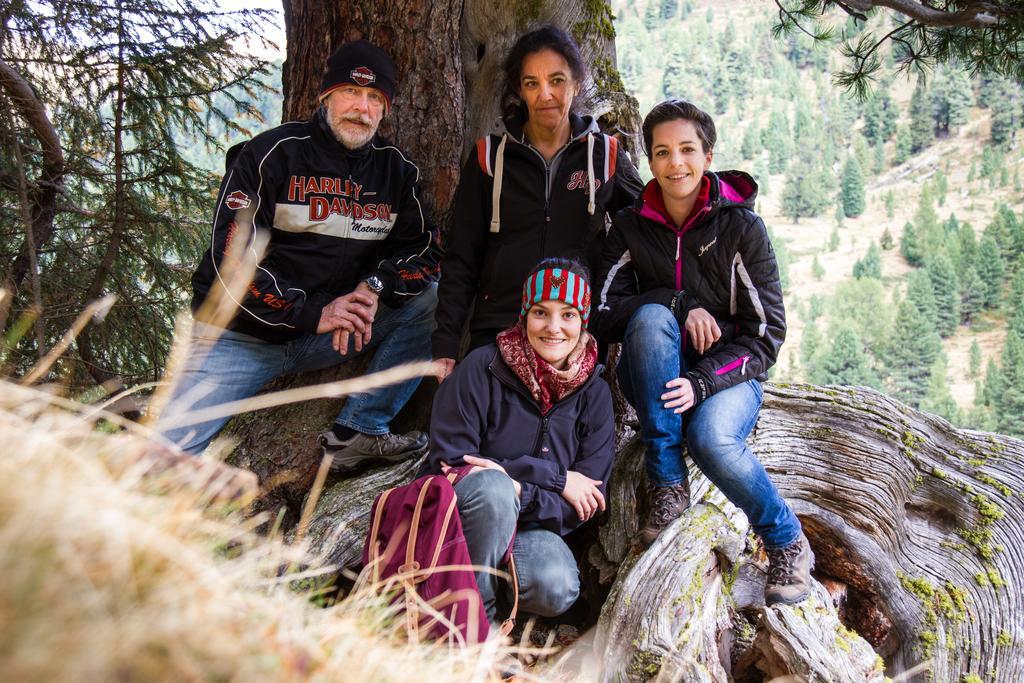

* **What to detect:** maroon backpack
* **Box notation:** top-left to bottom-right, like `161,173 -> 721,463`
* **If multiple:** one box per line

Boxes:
361,470 -> 518,646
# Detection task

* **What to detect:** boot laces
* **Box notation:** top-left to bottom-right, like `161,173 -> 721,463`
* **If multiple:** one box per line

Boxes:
767,541 -> 803,585
650,486 -> 685,526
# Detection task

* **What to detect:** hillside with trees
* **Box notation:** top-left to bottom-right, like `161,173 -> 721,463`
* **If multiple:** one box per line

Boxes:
614,0 -> 1024,437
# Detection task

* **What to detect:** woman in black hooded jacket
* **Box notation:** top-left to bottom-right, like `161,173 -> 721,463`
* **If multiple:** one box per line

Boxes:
431,25 -> 642,379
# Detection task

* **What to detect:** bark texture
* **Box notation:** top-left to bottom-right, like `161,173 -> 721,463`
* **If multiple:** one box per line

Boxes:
296,383 -> 1024,681
589,383 -> 1024,681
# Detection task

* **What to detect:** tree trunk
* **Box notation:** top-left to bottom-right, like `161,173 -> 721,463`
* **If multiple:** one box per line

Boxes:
229,0 -> 638,534
297,383 -> 1024,681
587,383 -> 1024,681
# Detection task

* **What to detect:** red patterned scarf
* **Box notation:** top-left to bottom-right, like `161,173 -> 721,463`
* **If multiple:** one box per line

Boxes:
496,322 -> 598,414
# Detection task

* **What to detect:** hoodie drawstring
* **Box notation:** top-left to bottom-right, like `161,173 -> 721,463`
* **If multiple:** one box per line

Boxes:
586,132 -> 596,216
489,134 -> 508,233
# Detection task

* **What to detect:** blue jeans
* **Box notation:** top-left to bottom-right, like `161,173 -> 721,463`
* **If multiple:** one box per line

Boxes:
158,284 -> 437,455
617,304 -> 801,549
454,470 -> 580,621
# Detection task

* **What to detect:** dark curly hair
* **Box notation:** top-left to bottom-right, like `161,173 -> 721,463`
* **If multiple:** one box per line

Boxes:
641,99 -> 717,158
501,25 -> 586,122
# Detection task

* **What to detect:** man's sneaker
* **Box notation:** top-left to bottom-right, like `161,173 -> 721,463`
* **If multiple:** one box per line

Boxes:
640,481 -> 690,546
764,533 -> 815,606
319,429 -> 428,474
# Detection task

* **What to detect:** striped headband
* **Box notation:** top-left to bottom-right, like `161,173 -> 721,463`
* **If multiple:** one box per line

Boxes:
520,268 -> 592,325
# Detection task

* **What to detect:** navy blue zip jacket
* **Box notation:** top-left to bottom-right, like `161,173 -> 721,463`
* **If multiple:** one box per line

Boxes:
423,344 -> 615,536
432,112 -> 643,359
191,108 -> 441,343
592,171 -> 785,405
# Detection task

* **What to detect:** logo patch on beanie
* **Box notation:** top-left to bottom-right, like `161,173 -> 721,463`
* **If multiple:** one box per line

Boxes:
547,273 -> 566,290
224,190 -> 251,210
350,66 -> 376,86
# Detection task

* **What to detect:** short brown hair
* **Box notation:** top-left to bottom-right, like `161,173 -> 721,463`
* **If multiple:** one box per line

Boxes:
642,99 -> 717,158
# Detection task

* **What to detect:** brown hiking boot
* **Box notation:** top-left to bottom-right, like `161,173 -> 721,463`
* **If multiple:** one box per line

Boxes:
319,429 -> 428,474
764,533 -> 815,606
640,481 -> 690,546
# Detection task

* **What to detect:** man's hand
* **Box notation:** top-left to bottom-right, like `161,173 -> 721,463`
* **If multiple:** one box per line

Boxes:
561,470 -> 605,522
434,357 -> 456,383
662,377 -> 695,414
448,455 -> 522,497
316,282 -> 379,354
685,307 -> 721,354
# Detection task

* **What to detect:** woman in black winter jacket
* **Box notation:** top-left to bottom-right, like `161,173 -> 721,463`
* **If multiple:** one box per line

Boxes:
592,99 -> 814,606
431,25 -> 642,379
425,258 -> 614,623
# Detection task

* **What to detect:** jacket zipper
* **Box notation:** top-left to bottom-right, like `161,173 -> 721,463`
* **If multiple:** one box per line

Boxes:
530,415 -> 551,458
524,139 -> 577,257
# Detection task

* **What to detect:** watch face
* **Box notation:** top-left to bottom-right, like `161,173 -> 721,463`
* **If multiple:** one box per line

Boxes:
366,276 -> 384,293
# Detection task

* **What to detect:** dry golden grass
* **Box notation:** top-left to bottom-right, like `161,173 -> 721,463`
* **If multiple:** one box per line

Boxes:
0,379 -> 522,682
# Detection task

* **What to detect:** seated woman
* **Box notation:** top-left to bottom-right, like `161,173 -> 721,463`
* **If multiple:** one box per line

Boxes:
424,258 -> 614,623
592,99 -> 813,606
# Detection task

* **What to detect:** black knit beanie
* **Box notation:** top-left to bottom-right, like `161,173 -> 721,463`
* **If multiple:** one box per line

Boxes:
318,40 -> 397,112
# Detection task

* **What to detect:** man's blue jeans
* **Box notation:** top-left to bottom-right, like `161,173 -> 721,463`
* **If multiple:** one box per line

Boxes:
617,304 -> 801,549
157,284 -> 437,455
454,469 -> 580,622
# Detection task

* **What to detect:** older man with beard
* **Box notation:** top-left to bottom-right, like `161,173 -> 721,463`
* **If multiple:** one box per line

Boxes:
159,40 -> 441,472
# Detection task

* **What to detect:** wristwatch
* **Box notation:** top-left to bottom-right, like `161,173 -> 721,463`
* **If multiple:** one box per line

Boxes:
363,275 -> 385,295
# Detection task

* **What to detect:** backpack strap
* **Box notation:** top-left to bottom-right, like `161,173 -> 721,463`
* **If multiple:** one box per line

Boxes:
399,477 -> 435,578
428,494 -> 458,572
367,487 -> 394,583
499,554 -> 519,636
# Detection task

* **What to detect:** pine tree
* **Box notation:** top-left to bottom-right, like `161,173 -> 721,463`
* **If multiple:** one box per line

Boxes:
926,253 -> 961,337
1008,267 -> 1024,337
881,227 -> 894,250
801,320 -> 824,379
0,0 -> 272,385
853,242 -> 882,279
921,355 -> 959,423
980,358 -> 1003,408
960,266 -> 986,324
931,65 -> 974,137
969,339 -> 982,378
913,191 -> 941,251
832,278 -> 894,354
828,227 -> 840,252
990,78 -> 1021,147
812,254 -> 825,279
885,297 -> 942,408
781,157 -> 829,221
660,0 -> 679,20
873,142 -> 886,174
958,221 -> 978,277
885,191 -> 895,218
815,325 -> 881,389
841,155 -> 866,218
907,269 -> 940,329
976,235 -> 1005,308
909,80 -> 934,153
934,170 -> 948,206
741,124 -> 760,161
901,221 -> 924,266
894,124 -> 913,164
862,88 -> 898,144
996,333 -> 1024,437
765,108 -> 792,174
